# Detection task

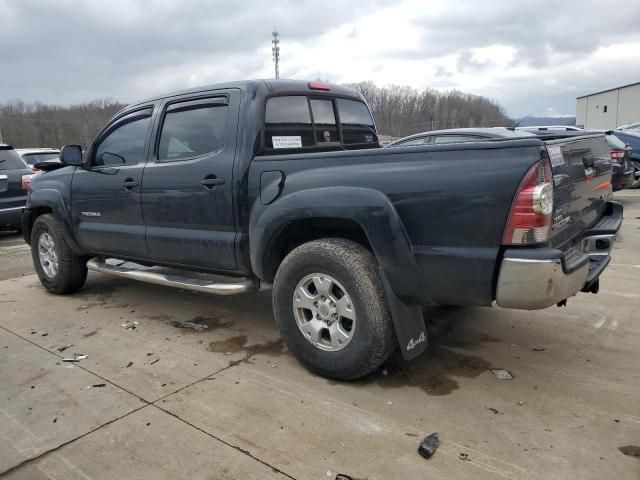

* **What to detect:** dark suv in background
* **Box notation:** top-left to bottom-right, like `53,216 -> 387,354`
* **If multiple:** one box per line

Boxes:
0,145 -> 32,231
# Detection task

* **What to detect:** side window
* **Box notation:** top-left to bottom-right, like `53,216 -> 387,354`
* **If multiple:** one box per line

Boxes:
398,137 -> 430,146
265,96 -> 314,149
310,99 -> 337,143
336,98 -> 377,145
433,135 -> 483,144
0,149 -> 27,170
94,109 -> 152,167
158,98 -> 228,161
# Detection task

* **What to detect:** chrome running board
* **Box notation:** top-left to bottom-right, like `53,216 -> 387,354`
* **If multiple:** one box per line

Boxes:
87,258 -> 257,296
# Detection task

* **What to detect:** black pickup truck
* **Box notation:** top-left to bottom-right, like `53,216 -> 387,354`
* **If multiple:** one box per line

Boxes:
23,80 -> 622,380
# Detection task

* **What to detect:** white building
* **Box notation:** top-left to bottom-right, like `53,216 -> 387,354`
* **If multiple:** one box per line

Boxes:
576,81 -> 640,129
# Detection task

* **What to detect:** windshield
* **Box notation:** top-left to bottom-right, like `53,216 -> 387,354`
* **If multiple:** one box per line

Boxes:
21,152 -> 60,165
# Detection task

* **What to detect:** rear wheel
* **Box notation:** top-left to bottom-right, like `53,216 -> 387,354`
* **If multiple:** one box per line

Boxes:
273,238 -> 396,380
31,214 -> 88,294
630,160 -> 640,189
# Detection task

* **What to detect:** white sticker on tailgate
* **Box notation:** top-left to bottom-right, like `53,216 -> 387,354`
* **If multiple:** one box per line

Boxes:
547,145 -> 565,167
272,136 -> 302,149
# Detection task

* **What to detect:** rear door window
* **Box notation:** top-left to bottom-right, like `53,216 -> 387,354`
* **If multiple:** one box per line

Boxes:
265,96 -> 314,149
0,149 -> 27,170
336,98 -> 377,146
22,152 -> 60,165
158,98 -> 228,161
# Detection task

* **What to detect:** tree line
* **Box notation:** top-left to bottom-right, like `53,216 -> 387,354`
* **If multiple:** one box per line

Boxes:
346,81 -> 513,137
0,82 -> 512,147
0,99 -> 125,148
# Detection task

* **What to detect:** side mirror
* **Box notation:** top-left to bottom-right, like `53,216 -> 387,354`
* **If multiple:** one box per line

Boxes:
60,145 -> 83,166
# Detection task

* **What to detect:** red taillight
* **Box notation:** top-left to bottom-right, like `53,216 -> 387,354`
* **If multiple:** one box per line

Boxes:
308,81 -> 330,91
21,174 -> 33,190
610,149 -> 625,163
502,159 -> 554,245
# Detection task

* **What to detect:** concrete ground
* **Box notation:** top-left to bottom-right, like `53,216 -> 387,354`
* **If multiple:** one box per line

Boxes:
0,191 -> 639,480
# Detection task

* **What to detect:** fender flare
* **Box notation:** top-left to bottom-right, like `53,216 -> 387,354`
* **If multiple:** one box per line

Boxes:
249,186 -> 428,359
25,189 -> 83,254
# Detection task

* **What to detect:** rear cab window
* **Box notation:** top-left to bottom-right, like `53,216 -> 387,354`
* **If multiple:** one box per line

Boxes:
264,95 -> 378,154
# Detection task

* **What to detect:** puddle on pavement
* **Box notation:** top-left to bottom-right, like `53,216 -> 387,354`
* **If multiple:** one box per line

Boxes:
349,312 -> 501,396
356,346 -> 494,396
208,335 -> 285,361
619,446 -> 640,458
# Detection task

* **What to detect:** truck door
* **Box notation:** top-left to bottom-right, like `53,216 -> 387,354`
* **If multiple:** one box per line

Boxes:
70,106 -> 154,257
141,92 -> 239,270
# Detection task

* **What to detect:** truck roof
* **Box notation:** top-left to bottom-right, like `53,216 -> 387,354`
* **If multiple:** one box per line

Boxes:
126,79 -> 362,111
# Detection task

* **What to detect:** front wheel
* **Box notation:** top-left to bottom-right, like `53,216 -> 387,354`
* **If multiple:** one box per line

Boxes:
273,239 -> 396,380
31,214 -> 88,294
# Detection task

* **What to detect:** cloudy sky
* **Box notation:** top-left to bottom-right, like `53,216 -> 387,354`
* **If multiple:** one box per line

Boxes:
1,0 -> 639,117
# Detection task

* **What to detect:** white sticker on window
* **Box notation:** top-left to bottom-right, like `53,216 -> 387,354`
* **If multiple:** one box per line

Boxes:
272,136 -> 302,149
547,145 -> 565,167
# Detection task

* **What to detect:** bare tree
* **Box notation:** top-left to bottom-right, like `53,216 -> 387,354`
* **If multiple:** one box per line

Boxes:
345,82 -> 512,137
0,99 -> 125,148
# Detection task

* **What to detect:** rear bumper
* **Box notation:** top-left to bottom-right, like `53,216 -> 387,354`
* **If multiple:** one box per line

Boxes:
496,201 -> 622,310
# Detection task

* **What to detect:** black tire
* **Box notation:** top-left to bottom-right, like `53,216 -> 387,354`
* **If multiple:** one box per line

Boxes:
273,238 -> 396,380
31,214 -> 88,294
630,160 -> 640,189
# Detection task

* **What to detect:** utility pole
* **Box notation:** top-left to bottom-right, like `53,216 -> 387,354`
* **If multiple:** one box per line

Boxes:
272,29 -> 280,79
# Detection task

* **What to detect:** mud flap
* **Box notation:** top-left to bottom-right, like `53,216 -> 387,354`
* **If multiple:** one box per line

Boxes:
381,273 -> 427,360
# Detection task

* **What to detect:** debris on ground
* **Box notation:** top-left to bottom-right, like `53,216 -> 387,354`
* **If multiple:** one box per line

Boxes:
121,321 -> 140,330
518,400 -> 525,406
492,369 -> 514,380
92,383 -> 106,388
335,475 -> 353,480
619,446 -> 640,458
532,347 -> 546,352
147,358 -> 159,365
458,453 -> 470,461
56,345 -> 73,352
125,361 -> 133,368
485,406 -> 499,414
417,432 -> 440,459
62,353 -> 88,362
166,318 -> 208,331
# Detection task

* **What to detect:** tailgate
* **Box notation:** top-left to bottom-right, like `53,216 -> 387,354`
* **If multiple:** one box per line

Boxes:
544,134 -> 612,249
0,169 -> 29,210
